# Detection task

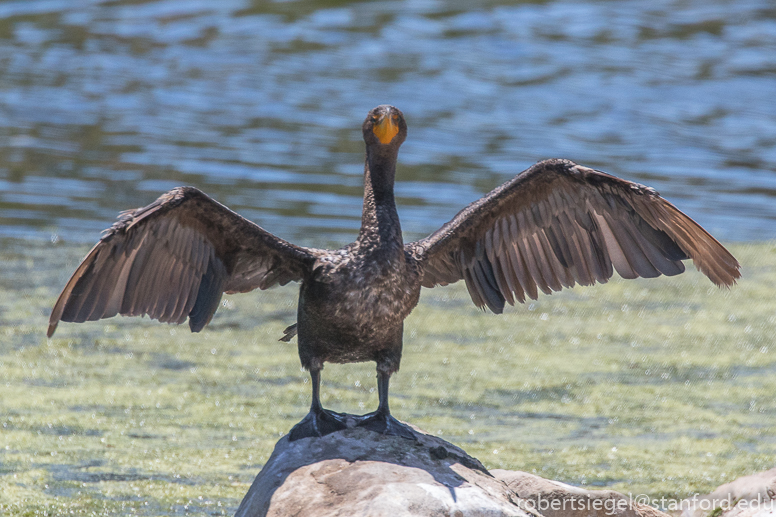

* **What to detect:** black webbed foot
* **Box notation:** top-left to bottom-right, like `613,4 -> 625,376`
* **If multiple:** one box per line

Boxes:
289,409 -> 349,441
356,411 -> 416,441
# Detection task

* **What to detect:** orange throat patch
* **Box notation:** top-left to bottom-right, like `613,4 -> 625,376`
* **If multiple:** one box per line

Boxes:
372,117 -> 399,144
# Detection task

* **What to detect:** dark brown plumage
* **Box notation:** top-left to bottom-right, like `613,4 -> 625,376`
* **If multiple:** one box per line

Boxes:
48,105 -> 740,440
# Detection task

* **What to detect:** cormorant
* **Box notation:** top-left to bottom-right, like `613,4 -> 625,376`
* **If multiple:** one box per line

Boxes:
48,105 -> 740,441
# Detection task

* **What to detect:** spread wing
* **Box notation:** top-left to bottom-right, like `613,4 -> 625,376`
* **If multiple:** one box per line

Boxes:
48,187 -> 316,337
408,159 -> 740,313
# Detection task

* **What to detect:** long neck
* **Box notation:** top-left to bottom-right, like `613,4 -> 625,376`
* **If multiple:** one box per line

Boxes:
359,147 -> 402,246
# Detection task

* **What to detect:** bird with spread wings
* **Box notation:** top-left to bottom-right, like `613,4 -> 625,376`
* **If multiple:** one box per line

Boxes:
49,105 -> 740,440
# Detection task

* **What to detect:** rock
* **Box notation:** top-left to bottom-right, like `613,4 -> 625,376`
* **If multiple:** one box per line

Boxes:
236,431 -> 776,517
234,425 -> 534,517
234,422 -> 679,517
678,468 -> 776,517
493,470 -> 670,517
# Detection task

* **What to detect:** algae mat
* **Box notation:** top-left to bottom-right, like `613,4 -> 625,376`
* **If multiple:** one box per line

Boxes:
1,239 -> 774,515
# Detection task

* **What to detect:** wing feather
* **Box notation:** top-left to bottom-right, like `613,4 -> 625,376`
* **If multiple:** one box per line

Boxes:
409,159 -> 739,311
592,213 -> 636,279
48,187 -> 316,337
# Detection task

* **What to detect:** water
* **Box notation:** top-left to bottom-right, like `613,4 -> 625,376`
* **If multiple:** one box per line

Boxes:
2,4 -> 776,509
0,0 -> 775,248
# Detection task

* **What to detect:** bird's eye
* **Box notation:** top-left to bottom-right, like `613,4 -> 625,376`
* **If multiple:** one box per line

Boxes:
370,116 -> 379,123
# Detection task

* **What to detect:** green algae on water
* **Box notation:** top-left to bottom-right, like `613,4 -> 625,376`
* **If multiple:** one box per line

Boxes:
1,239 -> 774,515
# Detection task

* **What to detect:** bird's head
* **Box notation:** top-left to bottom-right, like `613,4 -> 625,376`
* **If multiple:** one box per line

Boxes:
362,105 -> 407,149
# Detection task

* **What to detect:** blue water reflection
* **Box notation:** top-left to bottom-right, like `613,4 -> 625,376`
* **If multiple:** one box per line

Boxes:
0,0 -> 774,247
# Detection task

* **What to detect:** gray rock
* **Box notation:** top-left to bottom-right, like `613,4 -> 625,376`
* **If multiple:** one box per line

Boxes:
234,423 -> 679,517
493,470 -> 670,517
678,468 -> 776,517
234,425 -> 534,517
236,429 -> 776,517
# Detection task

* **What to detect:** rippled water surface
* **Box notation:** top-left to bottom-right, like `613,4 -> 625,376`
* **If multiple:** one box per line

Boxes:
1,0 -> 775,246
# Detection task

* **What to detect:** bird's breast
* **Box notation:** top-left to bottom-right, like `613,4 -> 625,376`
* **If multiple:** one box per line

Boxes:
300,253 -> 421,339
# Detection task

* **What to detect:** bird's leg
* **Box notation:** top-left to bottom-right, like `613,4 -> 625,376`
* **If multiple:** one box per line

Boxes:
309,367 -> 323,412
288,368 -> 348,441
356,369 -> 416,440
